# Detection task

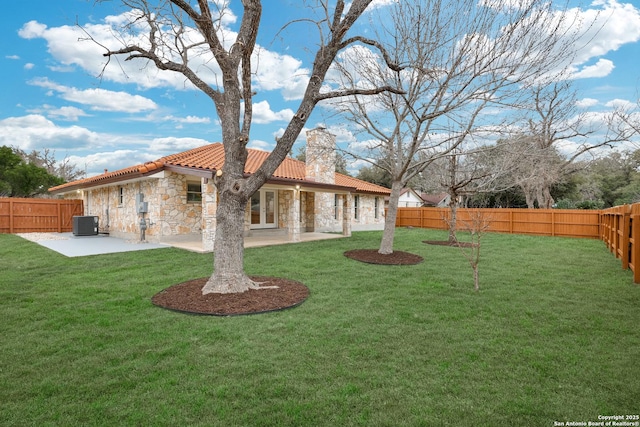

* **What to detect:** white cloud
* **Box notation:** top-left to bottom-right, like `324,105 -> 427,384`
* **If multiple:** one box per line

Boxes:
0,114 -> 101,151
29,78 -> 157,113
576,97 -> 600,108
161,115 -> 211,125
252,47 -> 311,100
6,55 -> 20,60
69,150 -> 152,177
567,1 -> 640,78
478,0 -> 536,11
18,19 -> 203,90
0,114 -> 214,176
24,63 -> 35,70
605,98 -> 636,109
18,12 -> 313,100
346,158 -> 374,175
251,100 -> 295,124
247,139 -> 273,151
149,137 -> 211,153
18,20 -> 47,39
347,138 -> 383,153
37,105 -> 90,121
571,58 -> 615,79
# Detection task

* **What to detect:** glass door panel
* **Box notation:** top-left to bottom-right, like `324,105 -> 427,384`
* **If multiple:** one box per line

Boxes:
250,190 -> 278,229
265,191 -> 275,225
251,193 -> 261,225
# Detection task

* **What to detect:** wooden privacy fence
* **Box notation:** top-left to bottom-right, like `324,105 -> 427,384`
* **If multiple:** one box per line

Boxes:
0,198 -> 83,233
601,204 -> 640,283
395,207 -> 602,239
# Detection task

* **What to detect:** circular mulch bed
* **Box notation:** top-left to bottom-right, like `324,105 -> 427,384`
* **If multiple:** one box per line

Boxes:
344,249 -> 423,265
151,276 -> 309,316
423,240 -> 477,248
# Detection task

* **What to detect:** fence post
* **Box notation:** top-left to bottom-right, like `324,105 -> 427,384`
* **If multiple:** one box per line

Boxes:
621,211 -> 630,269
9,199 -> 14,234
609,213 -> 615,254
509,210 -> 513,234
57,201 -> 62,233
632,214 -> 640,284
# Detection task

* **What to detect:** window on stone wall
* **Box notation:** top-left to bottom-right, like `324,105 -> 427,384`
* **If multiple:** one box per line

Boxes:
334,194 -> 339,220
375,197 -> 380,219
187,182 -> 202,203
118,186 -> 124,206
354,195 -> 360,220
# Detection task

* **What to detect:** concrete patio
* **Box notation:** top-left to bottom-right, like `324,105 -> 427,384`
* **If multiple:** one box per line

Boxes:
161,230 -> 346,253
17,230 -> 346,257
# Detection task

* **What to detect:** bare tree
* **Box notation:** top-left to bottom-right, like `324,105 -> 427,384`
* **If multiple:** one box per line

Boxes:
512,80 -> 640,208
332,0 -> 580,254
95,0 -> 398,294
428,148 -> 495,243
14,148 -> 85,183
455,209 -> 492,292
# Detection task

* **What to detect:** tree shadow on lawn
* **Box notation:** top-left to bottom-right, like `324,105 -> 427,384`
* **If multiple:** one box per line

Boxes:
423,240 -> 477,248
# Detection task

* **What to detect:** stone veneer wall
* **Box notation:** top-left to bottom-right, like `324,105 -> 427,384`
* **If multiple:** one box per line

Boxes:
352,194 -> 385,231
313,191 -> 337,232
71,171 -> 203,242
156,172 -> 203,239
313,193 -> 385,232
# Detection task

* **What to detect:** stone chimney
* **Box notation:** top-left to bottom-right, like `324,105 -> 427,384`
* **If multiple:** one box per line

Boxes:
305,127 -> 336,185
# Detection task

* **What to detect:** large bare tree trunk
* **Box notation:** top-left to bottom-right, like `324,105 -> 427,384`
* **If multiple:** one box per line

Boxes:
202,191 -> 258,294
379,180 -> 403,255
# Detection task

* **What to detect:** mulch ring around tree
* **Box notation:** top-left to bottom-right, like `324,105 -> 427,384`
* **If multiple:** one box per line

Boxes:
423,240 -> 478,248
344,249 -> 424,265
151,276 -> 309,316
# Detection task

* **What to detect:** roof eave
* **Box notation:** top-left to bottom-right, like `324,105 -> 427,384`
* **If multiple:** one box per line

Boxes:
263,176 -> 358,193
48,168 -> 166,195
164,164 -> 216,179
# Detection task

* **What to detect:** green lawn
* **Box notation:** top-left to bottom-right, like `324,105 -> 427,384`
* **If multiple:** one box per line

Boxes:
1,229 -> 639,426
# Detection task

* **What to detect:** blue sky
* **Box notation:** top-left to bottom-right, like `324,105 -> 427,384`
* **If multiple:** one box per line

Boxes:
1,0 -> 640,177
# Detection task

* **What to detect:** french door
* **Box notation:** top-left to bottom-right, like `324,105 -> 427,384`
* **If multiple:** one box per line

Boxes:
250,189 -> 277,229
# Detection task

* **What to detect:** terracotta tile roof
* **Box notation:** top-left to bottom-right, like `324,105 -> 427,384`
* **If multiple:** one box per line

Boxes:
335,173 -> 392,195
49,143 -> 391,195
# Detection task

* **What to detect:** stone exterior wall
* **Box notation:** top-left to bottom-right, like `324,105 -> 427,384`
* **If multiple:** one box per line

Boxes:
69,172 -> 203,242
351,194 -> 385,231
303,192 -> 314,232
305,128 -> 335,185
156,172 -> 203,239
277,190 -> 293,231
313,192 -> 385,232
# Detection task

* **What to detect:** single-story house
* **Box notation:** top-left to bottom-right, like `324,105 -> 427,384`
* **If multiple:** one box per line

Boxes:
398,188 -> 426,207
421,192 -> 450,207
49,128 -> 391,251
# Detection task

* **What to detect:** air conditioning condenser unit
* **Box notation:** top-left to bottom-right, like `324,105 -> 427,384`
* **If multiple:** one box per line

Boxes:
73,216 -> 99,236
